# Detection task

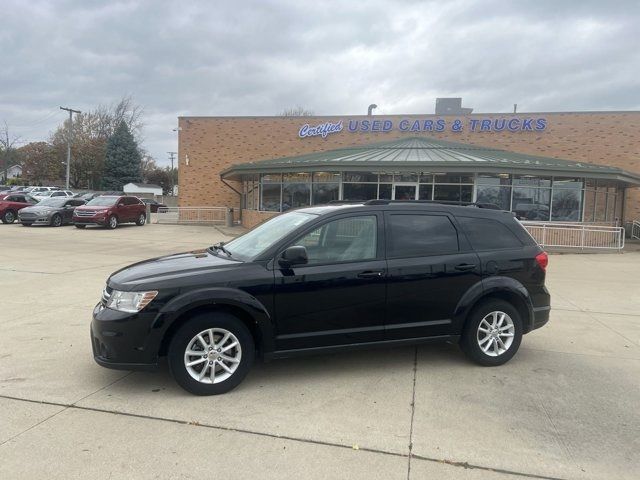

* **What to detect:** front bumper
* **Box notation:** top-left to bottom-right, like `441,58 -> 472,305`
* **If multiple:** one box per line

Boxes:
91,302 -> 159,371
74,216 -> 108,225
19,214 -> 52,225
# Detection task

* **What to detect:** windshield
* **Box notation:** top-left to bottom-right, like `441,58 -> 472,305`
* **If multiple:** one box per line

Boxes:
37,198 -> 67,207
221,211 -> 317,260
87,196 -> 119,206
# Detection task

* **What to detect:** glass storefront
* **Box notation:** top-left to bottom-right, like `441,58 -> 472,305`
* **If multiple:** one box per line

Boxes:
244,172 -> 623,223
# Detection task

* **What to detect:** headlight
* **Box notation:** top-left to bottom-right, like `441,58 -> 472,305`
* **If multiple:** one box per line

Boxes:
105,289 -> 158,313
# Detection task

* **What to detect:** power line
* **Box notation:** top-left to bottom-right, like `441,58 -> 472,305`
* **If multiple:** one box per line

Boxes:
10,108 -> 60,130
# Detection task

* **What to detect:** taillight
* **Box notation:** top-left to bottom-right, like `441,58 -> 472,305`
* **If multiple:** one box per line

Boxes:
535,251 -> 548,272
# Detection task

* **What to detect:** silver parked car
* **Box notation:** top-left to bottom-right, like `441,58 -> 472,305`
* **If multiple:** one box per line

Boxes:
19,197 -> 86,227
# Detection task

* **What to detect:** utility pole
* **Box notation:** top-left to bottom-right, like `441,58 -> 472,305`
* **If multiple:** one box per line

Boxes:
60,106 -> 81,189
167,151 -> 177,196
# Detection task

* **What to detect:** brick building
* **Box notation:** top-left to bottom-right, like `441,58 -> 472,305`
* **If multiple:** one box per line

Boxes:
177,111 -> 640,229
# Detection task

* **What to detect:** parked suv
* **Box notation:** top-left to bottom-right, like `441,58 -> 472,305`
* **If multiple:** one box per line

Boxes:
91,201 -> 551,395
0,193 -> 38,223
73,195 -> 146,229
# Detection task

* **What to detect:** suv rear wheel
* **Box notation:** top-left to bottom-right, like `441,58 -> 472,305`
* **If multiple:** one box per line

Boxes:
168,312 -> 255,395
460,299 -> 523,366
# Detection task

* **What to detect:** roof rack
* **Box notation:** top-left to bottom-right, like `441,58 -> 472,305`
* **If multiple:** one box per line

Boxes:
363,199 -> 502,210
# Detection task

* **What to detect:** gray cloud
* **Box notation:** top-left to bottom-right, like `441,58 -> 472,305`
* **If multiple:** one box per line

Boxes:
1,0 -> 639,164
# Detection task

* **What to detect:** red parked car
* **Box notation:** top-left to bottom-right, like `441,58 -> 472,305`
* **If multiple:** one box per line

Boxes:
0,193 -> 38,224
73,195 -> 147,229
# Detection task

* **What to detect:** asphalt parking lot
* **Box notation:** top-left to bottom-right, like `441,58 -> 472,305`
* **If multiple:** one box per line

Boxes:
0,223 -> 639,479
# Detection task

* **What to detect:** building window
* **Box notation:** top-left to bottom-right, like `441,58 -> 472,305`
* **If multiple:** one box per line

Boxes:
378,183 -> 392,199
261,183 -> 281,212
312,183 -> 339,204
512,175 -> 551,221
311,172 -> 340,205
476,174 -> 511,210
343,183 -> 377,200
551,178 -> 583,222
432,173 -> 474,203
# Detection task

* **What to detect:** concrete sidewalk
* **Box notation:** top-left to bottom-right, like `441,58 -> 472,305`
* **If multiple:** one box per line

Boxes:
0,223 -> 638,479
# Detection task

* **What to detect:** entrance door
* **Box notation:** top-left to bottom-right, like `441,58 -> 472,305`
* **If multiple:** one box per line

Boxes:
393,184 -> 417,200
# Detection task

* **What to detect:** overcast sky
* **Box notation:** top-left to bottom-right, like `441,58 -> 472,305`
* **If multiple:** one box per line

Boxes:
2,0 -> 639,165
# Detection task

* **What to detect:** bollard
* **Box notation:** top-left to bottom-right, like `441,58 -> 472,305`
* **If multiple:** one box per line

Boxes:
225,207 -> 234,227
145,203 -> 151,224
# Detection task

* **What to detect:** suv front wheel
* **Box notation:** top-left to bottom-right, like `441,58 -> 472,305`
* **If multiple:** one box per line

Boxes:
168,312 -> 255,395
461,299 -> 523,366
107,215 -> 118,229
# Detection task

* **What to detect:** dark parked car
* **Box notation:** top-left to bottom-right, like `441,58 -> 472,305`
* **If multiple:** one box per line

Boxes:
91,201 -> 551,395
0,193 -> 38,223
140,198 -> 168,213
19,197 -> 86,226
73,195 -> 147,229
77,192 -> 101,201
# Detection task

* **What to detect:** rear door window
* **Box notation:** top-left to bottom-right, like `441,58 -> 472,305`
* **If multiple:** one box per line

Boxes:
458,217 -> 523,250
386,214 -> 459,258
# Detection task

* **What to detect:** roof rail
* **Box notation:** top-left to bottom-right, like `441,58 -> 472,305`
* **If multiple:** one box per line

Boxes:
327,200 -> 367,205
363,199 -> 502,210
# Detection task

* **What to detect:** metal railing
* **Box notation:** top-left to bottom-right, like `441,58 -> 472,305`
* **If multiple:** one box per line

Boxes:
521,221 -> 625,251
632,220 -> 640,240
154,207 -> 228,224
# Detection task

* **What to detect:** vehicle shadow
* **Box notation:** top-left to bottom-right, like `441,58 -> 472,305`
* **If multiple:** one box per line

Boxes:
120,341 -> 468,395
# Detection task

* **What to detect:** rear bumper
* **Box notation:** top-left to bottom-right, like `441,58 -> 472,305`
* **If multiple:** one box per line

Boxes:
531,305 -> 551,330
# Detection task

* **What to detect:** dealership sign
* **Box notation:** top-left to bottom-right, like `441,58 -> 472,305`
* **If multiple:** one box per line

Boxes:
298,117 -> 547,139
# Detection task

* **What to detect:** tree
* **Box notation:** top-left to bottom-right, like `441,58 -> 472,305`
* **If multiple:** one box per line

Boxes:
278,105 -> 314,117
0,122 -> 22,184
49,95 -> 145,188
102,121 -> 142,190
18,142 -> 63,185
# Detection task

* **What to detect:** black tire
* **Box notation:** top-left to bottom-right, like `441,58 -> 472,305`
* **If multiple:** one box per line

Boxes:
168,312 -> 255,395
107,215 -> 118,229
74,224 -> 86,229
2,210 -> 16,224
136,213 -> 146,226
51,214 -> 62,227
460,299 -> 523,366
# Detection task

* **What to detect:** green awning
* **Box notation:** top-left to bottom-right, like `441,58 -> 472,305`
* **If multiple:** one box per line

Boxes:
221,137 -> 640,185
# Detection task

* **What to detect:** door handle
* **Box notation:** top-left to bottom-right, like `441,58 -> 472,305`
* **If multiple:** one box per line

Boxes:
357,270 -> 384,279
454,263 -> 476,271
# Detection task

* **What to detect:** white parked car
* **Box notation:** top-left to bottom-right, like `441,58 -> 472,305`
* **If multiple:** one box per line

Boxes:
29,187 -> 58,196
33,190 -> 73,200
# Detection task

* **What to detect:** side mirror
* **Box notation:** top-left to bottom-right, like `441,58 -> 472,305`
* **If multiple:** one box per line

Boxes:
278,245 -> 308,268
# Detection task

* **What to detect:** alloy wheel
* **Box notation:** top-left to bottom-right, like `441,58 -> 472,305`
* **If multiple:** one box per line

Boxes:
476,311 -> 515,357
184,328 -> 242,384
5,211 -> 15,223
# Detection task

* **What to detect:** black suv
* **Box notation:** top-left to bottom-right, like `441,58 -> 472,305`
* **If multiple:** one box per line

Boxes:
91,201 -> 550,395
